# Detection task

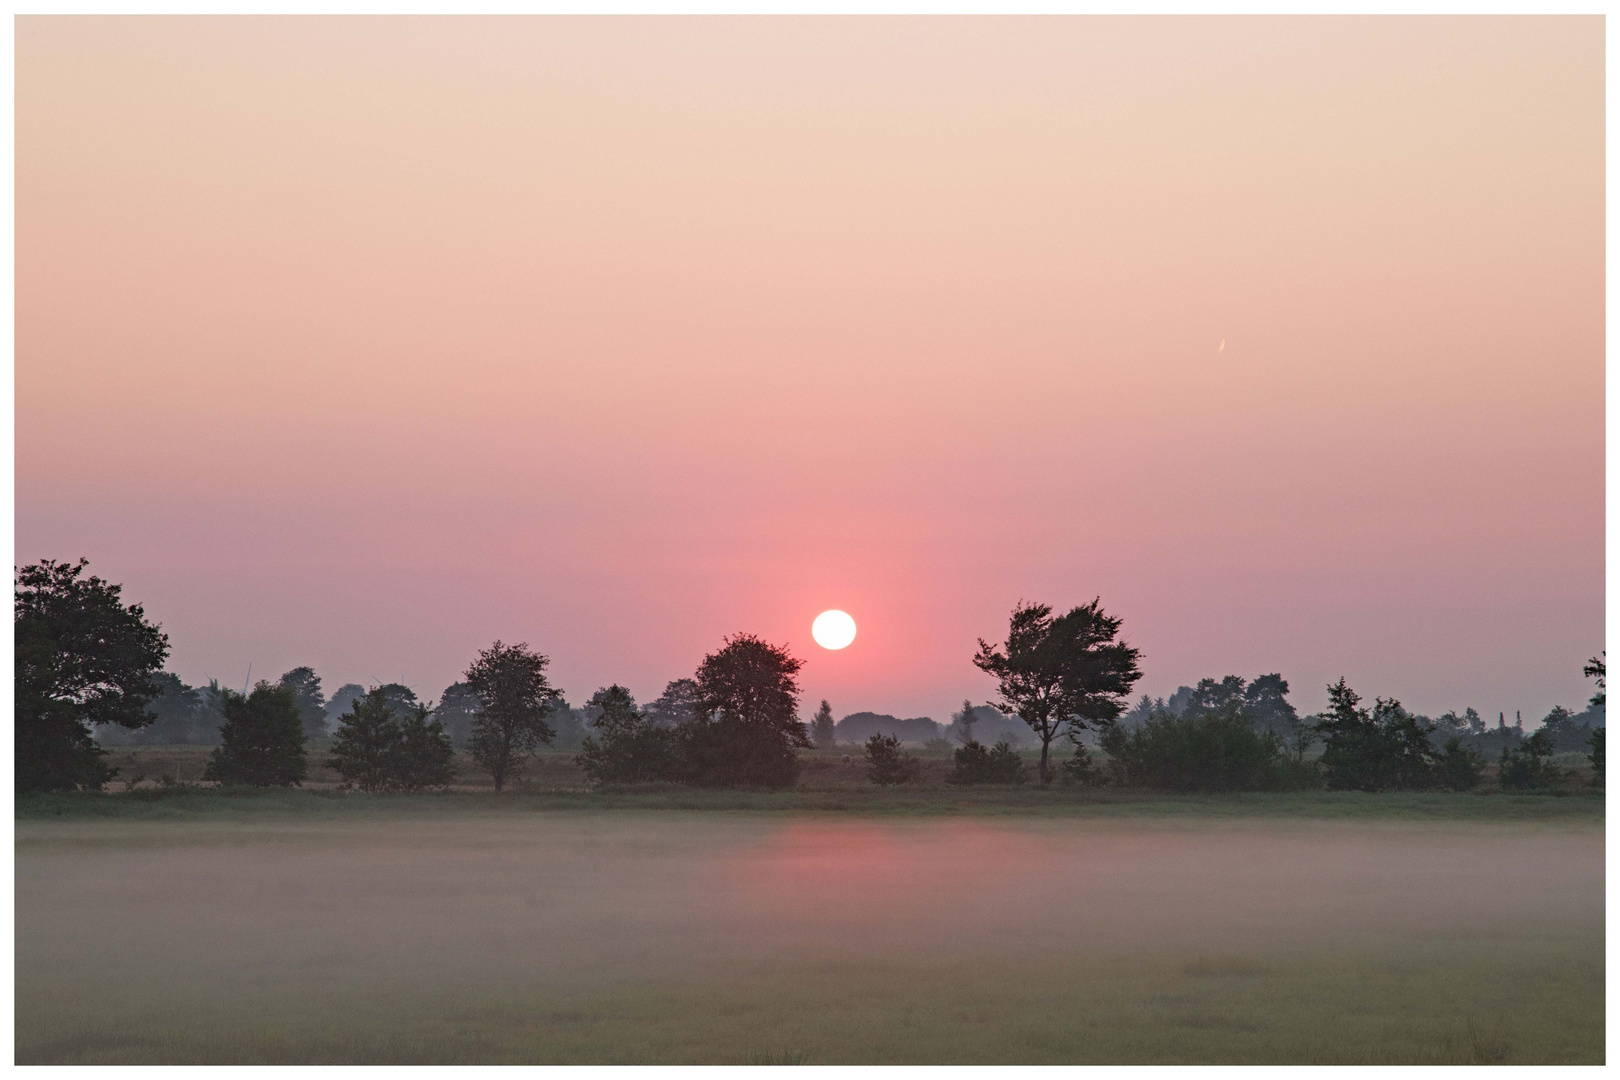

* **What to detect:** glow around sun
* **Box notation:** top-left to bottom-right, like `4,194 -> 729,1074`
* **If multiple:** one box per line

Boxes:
811,610 -> 857,650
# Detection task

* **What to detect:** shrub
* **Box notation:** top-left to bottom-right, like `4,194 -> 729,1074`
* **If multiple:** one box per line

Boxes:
576,685 -> 678,785
1436,736 -> 1485,791
1499,729 -> 1558,791
950,740 -> 1028,785
204,682 -> 307,787
1060,740 -> 1108,787
864,733 -> 920,785
1100,707 -> 1289,793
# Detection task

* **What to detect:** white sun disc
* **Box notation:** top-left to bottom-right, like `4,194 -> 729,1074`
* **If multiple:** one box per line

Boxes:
812,610 -> 857,650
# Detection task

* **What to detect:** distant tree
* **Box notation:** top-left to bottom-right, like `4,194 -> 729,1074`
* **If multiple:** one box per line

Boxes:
1182,676 -> 1247,718
1165,685 -> 1196,716
464,641 -> 561,792
277,667 -> 328,741
833,712 -> 941,744
16,558 -> 171,792
576,685 -> 678,785
863,733 -> 920,785
973,599 -> 1143,784
545,698 -> 588,750
1060,739 -> 1107,787
1117,695 -> 1161,730
678,633 -> 810,788
1436,737 -> 1485,791
950,740 -> 1028,785
953,699 -> 979,745
203,682 -> 307,787
1099,704 -> 1290,793
810,700 -> 836,748
1590,728 -> 1604,787
644,678 -> 701,728
122,672 -> 204,745
1584,652 -> 1605,708
1498,729 -> 1558,791
325,683 -> 366,729
1243,674 -> 1300,741
1314,679 -> 1438,792
432,681 -> 483,748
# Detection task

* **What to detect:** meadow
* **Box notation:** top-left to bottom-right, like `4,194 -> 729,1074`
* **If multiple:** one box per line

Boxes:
16,776 -> 1604,1064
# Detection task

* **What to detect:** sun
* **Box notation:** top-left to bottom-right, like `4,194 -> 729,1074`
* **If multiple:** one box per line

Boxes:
811,610 -> 857,650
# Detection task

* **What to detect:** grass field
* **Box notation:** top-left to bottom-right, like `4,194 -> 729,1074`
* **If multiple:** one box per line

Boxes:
15,792 -> 1604,1064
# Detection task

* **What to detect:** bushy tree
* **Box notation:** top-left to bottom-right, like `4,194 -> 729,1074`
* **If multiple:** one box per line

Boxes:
1314,679 -> 1438,792
576,685 -> 678,785
204,682 -> 307,787
864,732 -> 920,785
973,599 -> 1143,784
1498,729 -> 1558,791
950,740 -> 1028,785
16,558 -> 170,791
1100,705 -> 1289,793
327,687 -> 456,792
1436,737 -> 1485,791
644,678 -> 701,728
464,641 -> 561,791
432,681 -> 483,748
810,700 -> 836,748
677,633 -> 809,788
277,667 -> 328,741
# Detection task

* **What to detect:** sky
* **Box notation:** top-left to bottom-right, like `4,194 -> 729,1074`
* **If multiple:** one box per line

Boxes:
16,16 -> 1605,725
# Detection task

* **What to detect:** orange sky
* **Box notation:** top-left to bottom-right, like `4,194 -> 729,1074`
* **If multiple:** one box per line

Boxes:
16,16 -> 1604,723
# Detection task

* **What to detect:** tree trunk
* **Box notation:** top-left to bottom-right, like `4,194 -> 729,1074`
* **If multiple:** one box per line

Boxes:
1039,737 -> 1051,784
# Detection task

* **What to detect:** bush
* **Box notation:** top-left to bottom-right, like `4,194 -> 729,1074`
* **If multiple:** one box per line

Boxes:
576,685 -> 678,785
1100,708 -> 1290,793
203,682 -> 307,788
1436,736 -> 1485,791
864,733 -> 920,785
1499,729 -> 1558,791
950,740 -> 1028,785
1060,740 -> 1108,787
328,688 -> 456,793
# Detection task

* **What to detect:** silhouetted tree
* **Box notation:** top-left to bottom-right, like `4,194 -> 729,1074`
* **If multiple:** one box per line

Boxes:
277,667 -> 328,741
1314,679 -> 1438,792
1436,737 -> 1485,791
953,699 -> 978,745
1499,728 -> 1558,790
16,558 -> 170,791
1099,703 -> 1289,792
644,678 -> 701,728
1061,739 -> 1107,787
203,682 -> 307,787
811,700 -> 836,748
432,681 -> 483,748
1584,652 -> 1605,708
973,599 -> 1143,784
464,641 -> 561,792
327,688 -> 401,793
864,732 -> 919,785
393,704 -> 457,791
325,683 -> 365,729
678,633 -> 810,788
576,685 -> 678,785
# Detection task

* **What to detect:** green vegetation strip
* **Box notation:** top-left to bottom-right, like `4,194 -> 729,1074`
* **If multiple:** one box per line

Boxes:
16,786 -> 1605,823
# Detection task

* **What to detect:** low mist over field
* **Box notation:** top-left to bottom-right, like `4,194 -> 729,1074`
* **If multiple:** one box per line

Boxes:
16,813 -> 1603,1063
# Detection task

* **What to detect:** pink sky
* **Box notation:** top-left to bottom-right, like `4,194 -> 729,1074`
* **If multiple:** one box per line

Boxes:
17,17 -> 1604,724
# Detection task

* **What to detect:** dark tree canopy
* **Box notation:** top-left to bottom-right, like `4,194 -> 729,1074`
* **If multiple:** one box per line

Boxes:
576,684 -> 678,785
326,687 -> 456,793
432,680 -> 483,748
203,681 -> 307,787
1313,679 -> 1438,792
679,633 -> 810,788
277,667 -> 328,741
1585,652 -> 1605,708
16,558 -> 171,791
464,641 -> 561,791
973,599 -> 1143,784
325,683 -> 366,729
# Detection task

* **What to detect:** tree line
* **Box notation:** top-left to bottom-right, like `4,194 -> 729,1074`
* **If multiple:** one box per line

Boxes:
14,558 -> 1605,795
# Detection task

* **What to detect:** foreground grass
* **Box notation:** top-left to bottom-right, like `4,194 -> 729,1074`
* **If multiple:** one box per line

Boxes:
18,941 -> 1600,1064
17,784 -> 1605,824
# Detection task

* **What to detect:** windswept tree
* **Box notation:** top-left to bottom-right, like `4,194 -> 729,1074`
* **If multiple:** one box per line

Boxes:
810,700 -> 836,748
277,667 -> 329,741
203,682 -> 307,787
973,599 -> 1143,784
16,558 -> 170,791
679,633 -> 810,788
464,641 -> 562,792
